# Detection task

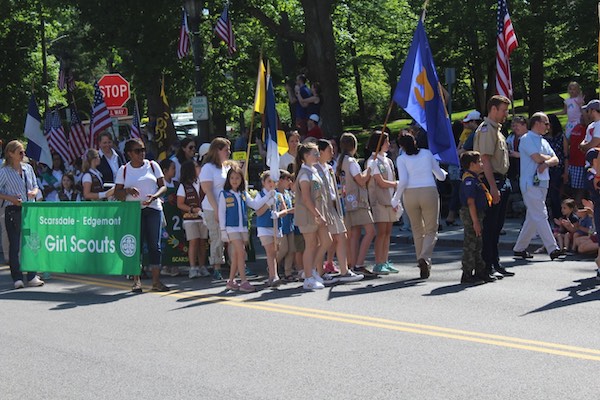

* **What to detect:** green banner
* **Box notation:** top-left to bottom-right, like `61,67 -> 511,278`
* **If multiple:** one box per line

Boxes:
160,187 -> 189,266
20,202 -> 141,275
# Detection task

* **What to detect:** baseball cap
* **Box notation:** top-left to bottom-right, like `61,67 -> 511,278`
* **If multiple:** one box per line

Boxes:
308,114 -> 320,123
463,110 -> 482,122
582,99 -> 600,111
197,143 -> 210,161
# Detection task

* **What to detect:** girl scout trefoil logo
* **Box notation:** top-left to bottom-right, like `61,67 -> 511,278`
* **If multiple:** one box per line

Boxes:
120,235 -> 137,257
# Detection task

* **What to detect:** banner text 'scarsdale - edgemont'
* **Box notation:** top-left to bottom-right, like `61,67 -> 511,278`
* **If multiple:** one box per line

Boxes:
38,216 -> 122,228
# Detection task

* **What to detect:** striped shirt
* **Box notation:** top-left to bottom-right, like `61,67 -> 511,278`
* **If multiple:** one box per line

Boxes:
0,163 -> 39,206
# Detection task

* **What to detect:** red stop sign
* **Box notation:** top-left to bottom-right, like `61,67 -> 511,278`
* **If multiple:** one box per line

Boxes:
98,73 -> 130,108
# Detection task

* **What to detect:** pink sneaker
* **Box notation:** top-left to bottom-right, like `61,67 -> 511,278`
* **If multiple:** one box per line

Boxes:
239,281 -> 255,292
225,280 -> 240,291
323,261 -> 339,274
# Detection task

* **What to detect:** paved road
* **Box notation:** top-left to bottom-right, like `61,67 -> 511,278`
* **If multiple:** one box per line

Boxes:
1,244 -> 599,400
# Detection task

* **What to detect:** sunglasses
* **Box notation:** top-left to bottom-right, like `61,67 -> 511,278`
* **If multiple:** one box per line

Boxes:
131,148 -> 146,154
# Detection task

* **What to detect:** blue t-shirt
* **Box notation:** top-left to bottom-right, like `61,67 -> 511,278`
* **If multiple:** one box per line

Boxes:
460,171 -> 488,210
519,131 -> 556,192
296,85 -> 311,120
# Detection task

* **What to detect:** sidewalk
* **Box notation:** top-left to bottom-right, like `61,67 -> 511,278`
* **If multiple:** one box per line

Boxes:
392,217 -> 539,251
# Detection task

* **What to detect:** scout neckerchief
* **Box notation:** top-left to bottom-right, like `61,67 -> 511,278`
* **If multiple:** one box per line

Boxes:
462,170 -> 492,207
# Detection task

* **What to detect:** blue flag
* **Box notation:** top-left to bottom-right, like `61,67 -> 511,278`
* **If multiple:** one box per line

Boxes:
264,73 -> 280,182
24,95 -> 52,167
393,20 -> 458,165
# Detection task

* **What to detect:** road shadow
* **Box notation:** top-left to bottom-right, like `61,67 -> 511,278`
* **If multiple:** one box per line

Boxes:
326,278 -> 424,300
523,276 -> 600,315
0,286 -> 131,310
423,283 -> 472,296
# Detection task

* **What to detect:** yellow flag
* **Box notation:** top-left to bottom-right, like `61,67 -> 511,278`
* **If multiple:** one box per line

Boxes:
254,59 -> 266,114
277,130 -> 288,155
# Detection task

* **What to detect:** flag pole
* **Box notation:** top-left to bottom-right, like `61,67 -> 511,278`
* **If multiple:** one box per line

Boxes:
597,2 -> 600,97
134,95 -> 141,139
245,52 -> 264,181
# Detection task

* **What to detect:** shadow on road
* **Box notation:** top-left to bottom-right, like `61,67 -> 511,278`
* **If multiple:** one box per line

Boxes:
0,287 -> 131,310
326,278 -> 424,300
523,276 -> 600,315
423,283 -> 471,296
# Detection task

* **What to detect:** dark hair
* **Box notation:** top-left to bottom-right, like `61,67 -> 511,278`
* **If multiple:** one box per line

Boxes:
294,143 -> 318,177
561,198 -> 576,211
179,160 -> 198,185
367,131 -> 389,153
176,138 -> 195,164
487,95 -> 511,112
61,172 -> 75,189
311,82 -> 321,94
52,152 -> 65,172
548,114 -> 563,137
97,131 -> 113,144
260,170 -> 271,182
223,165 -> 245,192
296,74 -> 307,84
460,151 -> 481,171
511,115 -> 528,125
317,139 -> 331,152
336,133 -> 358,177
396,131 -> 419,155
159,158 -> 174,173
124,138 -> 145,154
279,169 -> 291,181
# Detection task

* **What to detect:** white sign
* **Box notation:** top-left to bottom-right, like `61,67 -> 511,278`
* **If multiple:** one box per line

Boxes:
192,96 -> 209,121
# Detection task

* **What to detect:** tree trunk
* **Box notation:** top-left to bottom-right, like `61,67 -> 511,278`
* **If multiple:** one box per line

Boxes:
300,0 -> 343,138
346,17 -> 367,128
276,12 -> 299,81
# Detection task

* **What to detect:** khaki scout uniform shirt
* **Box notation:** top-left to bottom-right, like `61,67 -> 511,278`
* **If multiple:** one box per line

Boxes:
473,117 -> 510,176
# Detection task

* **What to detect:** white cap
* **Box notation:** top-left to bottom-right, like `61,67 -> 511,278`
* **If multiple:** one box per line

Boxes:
198,143 -> 210,161
308,114 -> 320,123
463,110 -> 482,122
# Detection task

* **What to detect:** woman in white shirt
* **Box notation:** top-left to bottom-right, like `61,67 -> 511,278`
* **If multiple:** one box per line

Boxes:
115,139 -> 168,293
396,131 -> 447,279
199,137 -> 232,280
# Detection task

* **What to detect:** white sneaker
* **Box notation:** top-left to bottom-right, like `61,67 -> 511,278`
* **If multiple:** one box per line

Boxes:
312,269 -> 324,283
160,266 -> 171,276
199,266 -> 211,277
338,270 -> 364,283
14,280 -> 25,289
189,267 -> 199,279
28,276 -> 44,287
303,276 -> 324,290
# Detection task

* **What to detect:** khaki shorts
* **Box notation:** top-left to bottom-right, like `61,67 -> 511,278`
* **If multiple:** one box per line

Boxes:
294,233 -> 305,252
344,208 -> 374,228
298,224 -> 318,234
183,220 -> 209,240
372,204 -> 399,223
327,213 -> 347,235
259,235 -> 277,246
228,231 -> 249,242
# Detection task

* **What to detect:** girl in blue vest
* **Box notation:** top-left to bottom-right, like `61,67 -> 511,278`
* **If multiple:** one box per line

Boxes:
255,171 -> 289,287
218,165 -> 272,292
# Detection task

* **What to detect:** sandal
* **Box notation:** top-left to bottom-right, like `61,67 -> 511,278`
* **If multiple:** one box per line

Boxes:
131,281 -> 143,293
151,282 -> 170,292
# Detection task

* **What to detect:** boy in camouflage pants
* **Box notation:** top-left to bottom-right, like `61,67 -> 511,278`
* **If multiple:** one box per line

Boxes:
459,151 -> 491,285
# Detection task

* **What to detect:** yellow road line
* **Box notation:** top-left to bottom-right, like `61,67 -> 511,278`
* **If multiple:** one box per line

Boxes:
53,274 -> 600,362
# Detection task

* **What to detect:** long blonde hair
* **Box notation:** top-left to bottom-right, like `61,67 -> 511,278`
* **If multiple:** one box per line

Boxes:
202,137 -> 231,167
3,140 -> 24,166
82,148 -> 99,172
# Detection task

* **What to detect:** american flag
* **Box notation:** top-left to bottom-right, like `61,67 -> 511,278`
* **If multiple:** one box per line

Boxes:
90,80 -> 112,148
177,8 -> 190,59
69,107 -> 89,160
496,0 -> 518,98
130,100 -> 141,139
58,61 -> 66,91
215,5 -> 236,55
48,110 -> 74,164
67,73 -> 76,91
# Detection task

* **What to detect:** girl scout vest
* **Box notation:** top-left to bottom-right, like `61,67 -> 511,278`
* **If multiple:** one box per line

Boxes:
58,190 -> 79,202
85,170 -> 104,200
256,189 -> 282,229
367,156 -> 395,207
341,156 -> 369,212
315,163 -> 343,217
222,190 -> 248,228
182,182 -> 203,220
294,166 -> 328,227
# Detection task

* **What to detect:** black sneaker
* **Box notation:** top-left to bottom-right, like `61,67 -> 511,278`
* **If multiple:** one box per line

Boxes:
460,272 -> 485,285
418,258 -> 431,279
494,266 -> 515,277
490,268 -> 505,280
352,266 -> 377,279
513,250 -> 533,259
475,273 -> 496,283
549,249 -> 562,260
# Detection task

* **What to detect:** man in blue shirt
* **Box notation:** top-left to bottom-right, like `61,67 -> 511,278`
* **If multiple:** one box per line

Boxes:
513,112 -> 561,260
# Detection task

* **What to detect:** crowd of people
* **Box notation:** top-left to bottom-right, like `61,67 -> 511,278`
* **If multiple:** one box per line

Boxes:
2,80 -> 600,292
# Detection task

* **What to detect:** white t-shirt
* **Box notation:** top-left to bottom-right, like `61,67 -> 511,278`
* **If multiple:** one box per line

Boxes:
81,169 -> 104,185
199,163 -> 230,211
584,120 -> 600,143
367,153 -> 394,199
279,152 -> 295,170
396,149 -> 447,190
298,164 -> 318,183
170,156 -> 182,182
115,160 -> 164,210
348,157 -> 361,177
